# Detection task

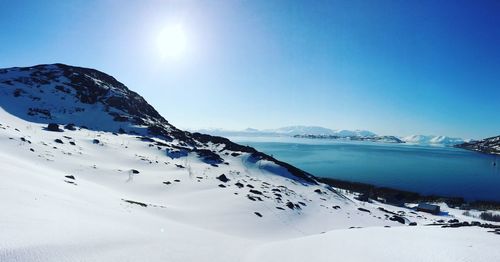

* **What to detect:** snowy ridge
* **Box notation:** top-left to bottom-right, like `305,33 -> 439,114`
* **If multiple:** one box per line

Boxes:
456,135 -> 500,155
0,64 -> 499,262
194,126 -> 377,137
401,134 -> 467,146
0,64 -> 315,183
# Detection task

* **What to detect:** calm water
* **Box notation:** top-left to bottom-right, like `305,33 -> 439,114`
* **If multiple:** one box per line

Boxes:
230,137 -> 500,201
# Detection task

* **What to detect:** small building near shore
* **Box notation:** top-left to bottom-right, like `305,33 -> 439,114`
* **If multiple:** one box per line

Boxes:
417,203 -> 440,215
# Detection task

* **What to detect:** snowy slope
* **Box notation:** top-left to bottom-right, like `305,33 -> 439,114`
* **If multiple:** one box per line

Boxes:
402,134 -> 467,146
456,135 -> 500,155
0,64 -> 498,262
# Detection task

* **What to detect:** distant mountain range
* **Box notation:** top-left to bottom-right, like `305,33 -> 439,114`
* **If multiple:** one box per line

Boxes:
293,134 -> 404,144
193,126 -> 376,137
401,135 -> 469,146
192,126 -> 468,146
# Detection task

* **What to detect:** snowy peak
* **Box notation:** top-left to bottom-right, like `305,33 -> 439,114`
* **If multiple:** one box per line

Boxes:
195,126 -> 378,137
0,63 -> 316,183
269,126 -> 376,137
0,63 -> 174,136
270,126 -> 336,136
331,129 -> 377,137
401,135 -> 466,146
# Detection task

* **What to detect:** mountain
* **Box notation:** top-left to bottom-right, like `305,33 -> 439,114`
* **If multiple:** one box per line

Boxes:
331,129 -> 377,137
401,135 -> 467,146
0,63 -> 315,183
267,126 -> 377,137
293,134 -> 404,144
1,64 -> 498,262
269,125 -> 337,135
455,135 -> 500,155
195,125 -> 377,137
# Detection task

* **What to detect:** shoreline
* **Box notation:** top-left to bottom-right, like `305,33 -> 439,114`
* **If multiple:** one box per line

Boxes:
317,177 -> 500,211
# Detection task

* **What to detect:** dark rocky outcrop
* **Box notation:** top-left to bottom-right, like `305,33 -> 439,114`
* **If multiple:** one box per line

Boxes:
47,123 -> 61,132
64,123 -> 77,130
216,174 -> 230,183
249,189 -> 263,195
389,215 -> 405,224
455,135 -> 500,155
358,208 -> 370,213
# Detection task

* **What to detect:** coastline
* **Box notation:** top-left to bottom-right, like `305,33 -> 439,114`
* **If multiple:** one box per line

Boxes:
317,177 -> 500,211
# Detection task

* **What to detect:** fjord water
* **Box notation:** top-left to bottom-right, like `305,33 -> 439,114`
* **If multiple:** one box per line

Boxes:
231,137 -> 500,202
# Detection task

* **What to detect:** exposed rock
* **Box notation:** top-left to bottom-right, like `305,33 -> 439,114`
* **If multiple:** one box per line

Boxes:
123,199 -> 148,207
249,189 -> 263,195
64,123 -> 77,130
389,215 -> 405,224
216,174 -> 230,183
46,123 -> 61,132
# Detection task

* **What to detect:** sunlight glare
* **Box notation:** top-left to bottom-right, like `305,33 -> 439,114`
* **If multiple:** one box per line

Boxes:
157,24 -> 187,59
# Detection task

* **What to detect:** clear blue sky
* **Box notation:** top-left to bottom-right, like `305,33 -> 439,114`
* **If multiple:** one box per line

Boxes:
1,0 -> 499,139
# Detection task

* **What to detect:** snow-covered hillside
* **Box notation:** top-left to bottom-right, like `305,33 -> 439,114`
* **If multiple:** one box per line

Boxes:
402,134 -> 467,146
1,64 -> 498,262
456,135 -> 500,155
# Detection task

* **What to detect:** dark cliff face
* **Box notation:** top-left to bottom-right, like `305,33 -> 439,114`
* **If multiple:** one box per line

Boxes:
56,64 -> 168,125
0,63 -> 179,137
0,63 -> 317,184
455,136 -> 500,155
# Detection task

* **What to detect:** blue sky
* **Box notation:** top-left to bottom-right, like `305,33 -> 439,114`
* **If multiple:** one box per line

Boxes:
1,0 -> 499,139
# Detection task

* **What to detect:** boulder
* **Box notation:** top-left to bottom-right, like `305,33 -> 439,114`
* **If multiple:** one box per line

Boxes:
64,123 -> 77,130
390,215 -> 405,224
216,174 -> 230,183
47,123 -> 61,132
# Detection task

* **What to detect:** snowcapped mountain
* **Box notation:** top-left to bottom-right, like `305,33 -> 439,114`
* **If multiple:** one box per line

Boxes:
268,125 -> 337,135
0,64 -> 498,262
195,125 -> 377,137
267,126 -> 377,137
331,129 -> 377,137
401,135 -> 467,146
0,64 -> 314,183
455,135 -> 500,155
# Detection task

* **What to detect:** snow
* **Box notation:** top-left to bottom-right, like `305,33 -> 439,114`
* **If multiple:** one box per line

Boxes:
195,126 -> 377,137
1,64 -> 499,262
1,107 -> 498,261
248,226 -> 500,262
402,134 -> 467,146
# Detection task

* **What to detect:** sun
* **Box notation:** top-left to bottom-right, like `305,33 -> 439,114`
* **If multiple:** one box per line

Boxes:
157,24 -> 187,59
